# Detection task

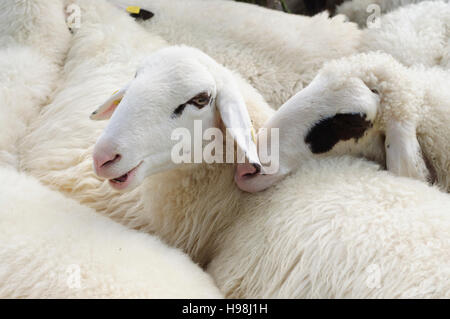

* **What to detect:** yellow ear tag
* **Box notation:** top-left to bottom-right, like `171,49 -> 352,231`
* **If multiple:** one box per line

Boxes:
126,6 -> 141,14
251,126 -> 257,144
112,90 -> 122,106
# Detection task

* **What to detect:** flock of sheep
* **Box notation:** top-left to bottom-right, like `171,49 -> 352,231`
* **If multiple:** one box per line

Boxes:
0,0 -> 449,298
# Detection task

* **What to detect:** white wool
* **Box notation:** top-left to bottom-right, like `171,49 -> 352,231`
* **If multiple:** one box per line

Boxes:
0,0 -> 72,168
360,1 -> 450,69
108,0 -> 361,108
213,157 -> 450,298
0,167 -> 222,298
337,0 -> 449,28
19,0 -> 450,298
0,46 -> 57,168
0,0 -> 72,61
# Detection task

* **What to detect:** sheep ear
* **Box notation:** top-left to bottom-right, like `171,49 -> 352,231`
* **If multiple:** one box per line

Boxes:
305,113 -> 372,154
216,77 -> 261,170
90,84 -> 129,121
385,121 -> 430,182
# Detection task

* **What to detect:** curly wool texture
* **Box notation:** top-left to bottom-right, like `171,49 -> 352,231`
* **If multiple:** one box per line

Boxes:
359,1 -> 450,70
209,157 -> 450,298
321,52 -> 450,191
337,0 -> 449,28
0,167 -> 222,298
0,0 -> 72,62
19,0 -> 450,298
0,0 -> 72,169
0,47 -> 58,168
108,0 -> 362,108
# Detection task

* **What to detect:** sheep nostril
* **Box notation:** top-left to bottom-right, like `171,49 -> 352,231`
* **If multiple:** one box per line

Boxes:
101,154 -> 121,168
237,163 -> 259,179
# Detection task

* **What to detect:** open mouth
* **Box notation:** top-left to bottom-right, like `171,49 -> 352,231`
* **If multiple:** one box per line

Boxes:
108,161 -> 143,190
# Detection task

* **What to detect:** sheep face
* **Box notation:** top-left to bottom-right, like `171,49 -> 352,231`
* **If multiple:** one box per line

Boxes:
236,72 -> 384,193
91,46 -> 259,191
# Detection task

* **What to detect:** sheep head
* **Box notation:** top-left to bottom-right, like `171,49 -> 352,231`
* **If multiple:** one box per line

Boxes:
236,52 -> 433,193
91,46 -> 260,191
235,63 -> 383,193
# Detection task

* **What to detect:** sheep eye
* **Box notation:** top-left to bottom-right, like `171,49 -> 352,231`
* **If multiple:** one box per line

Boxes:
171,92 -> 211,118
371,89 -> 379,95
189,92 -> 210,108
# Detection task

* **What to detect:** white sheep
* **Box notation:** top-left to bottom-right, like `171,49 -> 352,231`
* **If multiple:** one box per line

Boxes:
0,166 -> 222,298
242,51 -> 450,192
108,0 -> 362,108
20,0 -> 450,297
0,0 -> 72,168
359,1 -> 450,70
90,45 -> 450,298
19,0 -> 169,223
0,1 -> 222,298
337,0 -> 449,28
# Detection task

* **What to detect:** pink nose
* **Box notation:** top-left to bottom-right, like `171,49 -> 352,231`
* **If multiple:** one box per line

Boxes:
93,148 -> 121,176
234,162 -> 261,193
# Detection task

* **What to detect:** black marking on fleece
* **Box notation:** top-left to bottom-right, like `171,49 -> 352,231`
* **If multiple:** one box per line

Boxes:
130,9 -> 154,21
305,113 -> 372,154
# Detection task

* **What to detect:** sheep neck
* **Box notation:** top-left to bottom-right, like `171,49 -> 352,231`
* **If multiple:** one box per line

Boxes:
140,162 -> 244,267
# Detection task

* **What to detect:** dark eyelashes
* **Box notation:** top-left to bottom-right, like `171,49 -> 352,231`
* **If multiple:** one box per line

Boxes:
171,103 -> 187,118
171,93 -> 211,118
